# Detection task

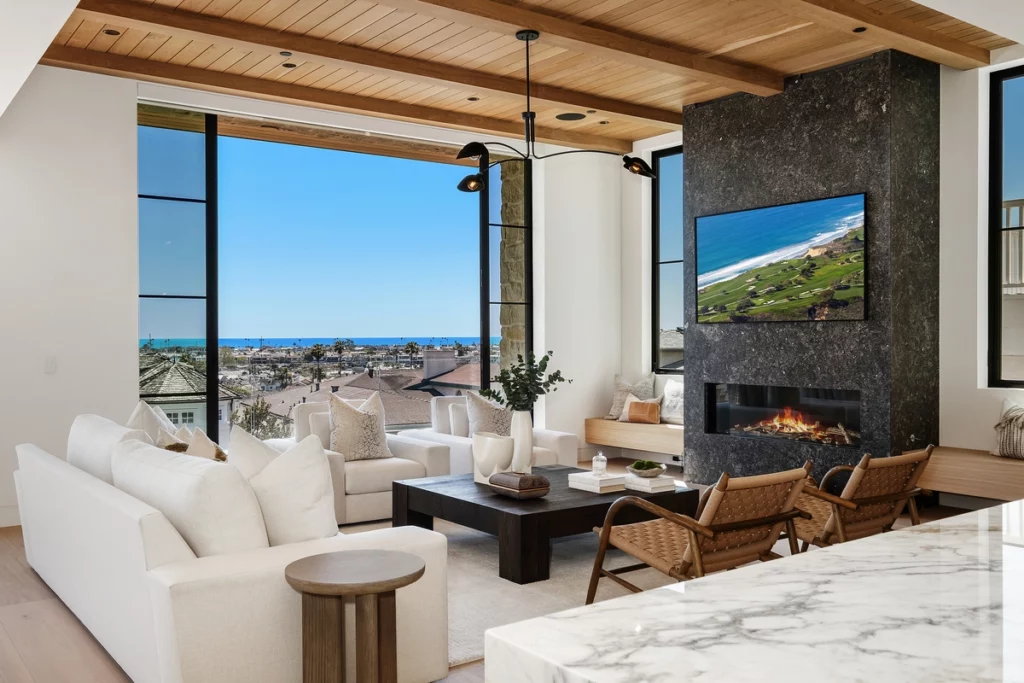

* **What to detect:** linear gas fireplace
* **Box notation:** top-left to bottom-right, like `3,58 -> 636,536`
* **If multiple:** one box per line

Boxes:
706,383 -> 862,447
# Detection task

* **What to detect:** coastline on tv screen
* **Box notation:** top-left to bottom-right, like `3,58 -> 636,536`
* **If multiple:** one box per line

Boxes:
695,194 -> 866,324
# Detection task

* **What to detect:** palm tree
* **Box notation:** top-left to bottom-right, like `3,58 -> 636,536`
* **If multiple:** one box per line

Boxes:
307,343 -> 327,389
454,341 -> 466,357
403,341 -> 420,368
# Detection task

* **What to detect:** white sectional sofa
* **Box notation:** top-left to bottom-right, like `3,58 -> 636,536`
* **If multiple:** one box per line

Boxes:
398,396 -> 579,474
264,400 -> 450,524
14,415 -> 449,683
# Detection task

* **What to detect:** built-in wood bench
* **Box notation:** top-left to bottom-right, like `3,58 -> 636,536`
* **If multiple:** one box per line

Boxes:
584,418 -> 684,456
917,446 -> 1024,502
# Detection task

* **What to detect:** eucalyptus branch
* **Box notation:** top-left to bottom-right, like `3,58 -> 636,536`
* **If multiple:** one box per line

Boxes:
479,352 -> 571,412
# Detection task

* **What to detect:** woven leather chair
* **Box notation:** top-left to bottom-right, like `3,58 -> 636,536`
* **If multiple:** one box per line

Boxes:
585,463 -> 812,604
793,446 -> 933,551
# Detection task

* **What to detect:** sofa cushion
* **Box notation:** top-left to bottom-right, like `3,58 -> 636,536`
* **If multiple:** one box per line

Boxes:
329,392 -> 393,461
466,392 -> 512,437
344,457 -> 425,495
186,427 -> 227,461
606,374 -> 655,420
230,429 -> 338,545
111,439 -> 269,557
126,401 -> 176,441
67,414 -> 153,484
533,446 -> 557,467
449,402 -> 470,438
310,411 -> 331,450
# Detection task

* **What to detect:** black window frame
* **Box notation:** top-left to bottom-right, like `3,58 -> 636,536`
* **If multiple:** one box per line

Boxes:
989,66 -> 1024,388
651,145 -> 684,374
138,111 -> 221,440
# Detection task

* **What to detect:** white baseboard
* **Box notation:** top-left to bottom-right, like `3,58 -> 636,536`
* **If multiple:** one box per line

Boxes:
0,505 -> 20,528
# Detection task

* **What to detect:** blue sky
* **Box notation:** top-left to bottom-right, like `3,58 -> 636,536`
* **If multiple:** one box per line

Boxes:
139,127 -> 479,339
657,151 -> 684,330
1005,75 -> 1024,203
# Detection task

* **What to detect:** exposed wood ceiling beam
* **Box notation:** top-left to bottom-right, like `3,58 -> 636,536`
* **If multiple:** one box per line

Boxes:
74,0 -> 680,127
42,46 -> 631,152
762,0 -> 989,69
378,0 -> 784,96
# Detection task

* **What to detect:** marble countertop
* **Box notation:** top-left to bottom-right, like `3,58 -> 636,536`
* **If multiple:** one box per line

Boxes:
485,501 -> 1024,682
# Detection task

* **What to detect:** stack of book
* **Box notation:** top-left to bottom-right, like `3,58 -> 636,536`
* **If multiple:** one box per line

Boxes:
624,474 -> 677,493
567,471 -> 625,493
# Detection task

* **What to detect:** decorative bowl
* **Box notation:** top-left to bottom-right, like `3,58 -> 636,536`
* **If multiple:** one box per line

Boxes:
627,463 -> 667,478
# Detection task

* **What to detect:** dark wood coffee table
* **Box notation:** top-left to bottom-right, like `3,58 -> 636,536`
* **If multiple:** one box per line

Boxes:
392,465 -> 699,585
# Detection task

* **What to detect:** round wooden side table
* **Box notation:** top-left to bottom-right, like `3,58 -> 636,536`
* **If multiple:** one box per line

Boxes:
285,549 -> 425,683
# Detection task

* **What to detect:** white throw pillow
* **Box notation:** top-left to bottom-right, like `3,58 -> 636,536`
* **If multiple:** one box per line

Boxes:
329,392 -> 393,461
449,402 -> 470,438
230,430 -> 338,545
618,394 -> 664,422
67,414 -> 153,484
995,398 -> 1024,459
186,427 -> 226,461
156,427 -> 186,449
606,374 -> 655,419
111,439 -> 269,557
126,401 -> 176,441
661,378 -> 685,425
466,391 -> 512,436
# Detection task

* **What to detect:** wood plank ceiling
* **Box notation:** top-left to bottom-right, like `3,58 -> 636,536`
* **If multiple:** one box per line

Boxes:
44,0 -> 1014,153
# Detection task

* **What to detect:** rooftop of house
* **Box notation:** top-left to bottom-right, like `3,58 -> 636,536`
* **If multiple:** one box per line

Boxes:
422,362 -> 497,390
139,355 -> 243,405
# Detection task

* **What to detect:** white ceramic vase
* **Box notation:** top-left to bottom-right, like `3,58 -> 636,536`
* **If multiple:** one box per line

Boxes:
472,432 -> 514,484
510,410 -> 533,474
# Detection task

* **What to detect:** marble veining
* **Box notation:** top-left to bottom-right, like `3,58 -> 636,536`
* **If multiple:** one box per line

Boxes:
485,502 -> 1024,682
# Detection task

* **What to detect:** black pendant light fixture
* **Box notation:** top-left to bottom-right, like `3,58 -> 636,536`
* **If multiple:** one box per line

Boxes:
456,29 -> 656,192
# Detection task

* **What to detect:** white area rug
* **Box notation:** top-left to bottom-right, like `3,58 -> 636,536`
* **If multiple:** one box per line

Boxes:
347,519 -> 675,666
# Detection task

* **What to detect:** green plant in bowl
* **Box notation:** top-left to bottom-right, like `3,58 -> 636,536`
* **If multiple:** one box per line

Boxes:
627,460 -> 667,478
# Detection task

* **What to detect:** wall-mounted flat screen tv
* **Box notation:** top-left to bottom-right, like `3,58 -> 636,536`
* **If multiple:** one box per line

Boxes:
696,193 -> 866,323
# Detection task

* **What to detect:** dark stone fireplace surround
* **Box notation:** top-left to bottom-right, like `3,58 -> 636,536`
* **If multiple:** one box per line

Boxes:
681,51 -> 940,485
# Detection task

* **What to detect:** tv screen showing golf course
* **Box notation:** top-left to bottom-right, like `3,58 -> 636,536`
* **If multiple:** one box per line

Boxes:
695,194 -> 866,323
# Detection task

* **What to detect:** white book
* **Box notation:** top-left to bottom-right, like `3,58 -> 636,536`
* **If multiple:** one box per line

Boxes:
568,481 -> 626,493
624,474 -> 677,493
568,471 -> 626,486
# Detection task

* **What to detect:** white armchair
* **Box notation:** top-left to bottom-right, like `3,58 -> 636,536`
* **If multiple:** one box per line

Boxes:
398,396 -> 579,475
265,401 -> 449,524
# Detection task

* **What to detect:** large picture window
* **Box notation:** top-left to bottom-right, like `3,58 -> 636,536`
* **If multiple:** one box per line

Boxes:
138,105 -> 522,439
652,146 -> 684,372
990,67 -> 1024,386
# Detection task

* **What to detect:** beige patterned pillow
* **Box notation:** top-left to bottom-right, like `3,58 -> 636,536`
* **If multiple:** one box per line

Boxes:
606,374 -> 655,419
466,392 -> 512,436
995,399 -> 1024,460
329,392 -> 393,462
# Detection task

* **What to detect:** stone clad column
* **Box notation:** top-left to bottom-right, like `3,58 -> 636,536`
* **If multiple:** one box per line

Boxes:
499,160 -> 527,371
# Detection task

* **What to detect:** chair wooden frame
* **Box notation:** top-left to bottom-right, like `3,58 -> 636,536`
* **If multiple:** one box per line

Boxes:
585,465 -> 812,605
797,446 -> 933,551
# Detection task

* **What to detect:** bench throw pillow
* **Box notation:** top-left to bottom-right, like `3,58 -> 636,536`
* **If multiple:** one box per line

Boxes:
111,439 -> 269,557
606,374 -> 655,420
661,378 -> 685,425
466,391 -> 512,437
229,428 -> 338,545
329,391 -> 394,461
619,394 -> 664,423
995,399 -> 1024,460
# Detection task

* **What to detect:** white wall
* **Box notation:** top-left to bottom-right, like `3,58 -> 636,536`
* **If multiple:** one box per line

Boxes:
533,153 -> 622,455
0,0 -> 78,118
0,66 -> 139,525
939,53 -> 1024,452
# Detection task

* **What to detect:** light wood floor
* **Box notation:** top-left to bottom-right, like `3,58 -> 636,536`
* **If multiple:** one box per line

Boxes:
0,458 -> 957,683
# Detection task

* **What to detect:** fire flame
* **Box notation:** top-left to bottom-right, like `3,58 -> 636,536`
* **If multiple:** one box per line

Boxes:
736,406 -> 860,446
763,407 -> 818,434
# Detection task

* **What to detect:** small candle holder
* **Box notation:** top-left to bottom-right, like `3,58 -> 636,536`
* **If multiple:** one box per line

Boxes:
592,451 -> 607,476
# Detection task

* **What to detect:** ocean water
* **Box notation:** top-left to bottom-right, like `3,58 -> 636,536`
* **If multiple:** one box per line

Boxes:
140,336 -> 493,349
696,195 -> 865,289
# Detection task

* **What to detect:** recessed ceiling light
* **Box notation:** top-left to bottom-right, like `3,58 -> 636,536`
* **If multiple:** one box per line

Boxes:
599,120 -> 610,125
853,26 -> 867,33
103,29 -> 121,36
586,109 -> 597,114
467,96 -> 480,102
283,63 -> 297,68
556,112 -> 587,121
280,51 -> 292,57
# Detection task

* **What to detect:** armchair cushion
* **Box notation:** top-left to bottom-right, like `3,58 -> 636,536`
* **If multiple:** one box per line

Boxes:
449,402 -> 469,438
344,457 -> 425,495
466,392 -> 511,436
329,393 -> 393,461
